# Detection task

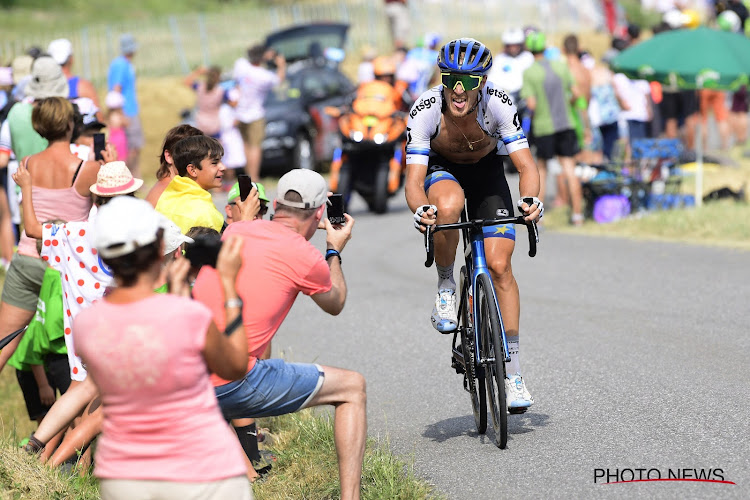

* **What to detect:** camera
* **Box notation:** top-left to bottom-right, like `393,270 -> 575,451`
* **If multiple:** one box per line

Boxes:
184,234 -> 223,269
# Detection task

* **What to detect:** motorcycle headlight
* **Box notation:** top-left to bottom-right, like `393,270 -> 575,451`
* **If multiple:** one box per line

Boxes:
265,121 -> 288,136
351,131 -> 364,142
373,133 -> 386,145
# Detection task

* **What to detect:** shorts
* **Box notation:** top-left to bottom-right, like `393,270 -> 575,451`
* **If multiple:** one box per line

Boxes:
700,89 -> 728,122
237,119 -> 266,148
660,90 -> 698,124
534,129 -> 580,160
214,359 -> 324,420
125,114 -> 145,150
1,253 -> 47,311
384,2 -> 410,45
16,354 -> 72,421
424,151 -> 516,241
99,476 -> 252,500
731,86 -> 749,113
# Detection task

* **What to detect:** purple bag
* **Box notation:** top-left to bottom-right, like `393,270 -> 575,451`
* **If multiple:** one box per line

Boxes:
593,195 -> 631,223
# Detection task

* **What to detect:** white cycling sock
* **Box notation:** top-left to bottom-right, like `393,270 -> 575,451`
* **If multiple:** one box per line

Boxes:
505,335 -> 520,376
436,263 -> 456,291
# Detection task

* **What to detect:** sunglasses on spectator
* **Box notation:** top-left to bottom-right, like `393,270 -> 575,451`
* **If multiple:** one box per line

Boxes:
441,73 -> 483,91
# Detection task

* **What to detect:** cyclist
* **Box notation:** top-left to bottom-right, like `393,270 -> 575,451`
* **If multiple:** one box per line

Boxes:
405,38 -> 542,410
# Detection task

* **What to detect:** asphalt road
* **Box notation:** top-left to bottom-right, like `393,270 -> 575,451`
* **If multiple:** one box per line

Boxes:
262,179 -> 749,499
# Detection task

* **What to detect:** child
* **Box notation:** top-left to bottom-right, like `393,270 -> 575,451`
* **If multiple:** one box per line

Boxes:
104,91 -> 128,162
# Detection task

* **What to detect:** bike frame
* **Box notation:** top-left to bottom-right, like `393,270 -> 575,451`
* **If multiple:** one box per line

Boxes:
424,213 -> 537,374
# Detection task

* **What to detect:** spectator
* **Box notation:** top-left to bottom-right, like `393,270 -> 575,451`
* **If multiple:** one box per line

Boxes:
384,0 -> 410,50
233,44 -> 286,180
356,45 -> 377,84
521,32 -> 584,225
0,97 -> 100,375
588,51 -> 626,160
562,34 -> 592,152
6,56 -> 68,162
398,33 -> 441,97
155,135 -> 228,233
612,67 -> 652,144
10,54 -> 34,102
144,124 -> 204,207
70,196 -> 252,499
192,169 -> 366,499
488,28 -> 534,102
225,180 -> 269,224
47,38 -> 101,115
107,34 -> 143,179
104,91 -> 128,162
217,89 -> 246,179
70,97 -> 107,161
184,66 -> 231,139
699,88 -> 730,150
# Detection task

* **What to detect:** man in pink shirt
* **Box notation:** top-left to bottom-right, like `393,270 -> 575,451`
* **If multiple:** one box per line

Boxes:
233,45 -> 286,180
193,169 -> 366,500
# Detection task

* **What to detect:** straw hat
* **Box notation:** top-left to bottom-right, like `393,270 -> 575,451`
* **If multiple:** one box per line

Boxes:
90,161 -> 144,196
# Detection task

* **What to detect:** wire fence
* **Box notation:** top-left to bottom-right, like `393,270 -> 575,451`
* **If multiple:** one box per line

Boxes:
0,0 -> 604,87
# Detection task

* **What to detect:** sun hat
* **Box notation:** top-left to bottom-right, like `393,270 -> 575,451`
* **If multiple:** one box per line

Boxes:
73,97 -> 105,130
11,55 -> 33,84
90,161 -> 144,196
47,39 -> 73,66
120,34 -> 138,55
159,215 -> 194,255
95,197 -> 164,259
105,91 -> 125,110
227,181 -> 270,204
275,169 -> 328,209
25,56 -> 69,99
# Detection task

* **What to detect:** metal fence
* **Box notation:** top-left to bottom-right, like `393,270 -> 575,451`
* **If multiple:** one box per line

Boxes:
0,0 -> 604,87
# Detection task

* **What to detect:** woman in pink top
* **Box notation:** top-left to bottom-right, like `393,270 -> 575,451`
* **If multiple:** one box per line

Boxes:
72,196 -> 252,500
144,124 -> 204,207
0,97 -> 103,375
185,66 -> 231,138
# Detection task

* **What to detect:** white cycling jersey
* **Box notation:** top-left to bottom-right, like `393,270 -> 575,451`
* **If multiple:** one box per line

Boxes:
405,81 -> 529,166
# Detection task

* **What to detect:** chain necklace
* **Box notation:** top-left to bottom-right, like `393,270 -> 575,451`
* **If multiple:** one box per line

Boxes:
448,114 -> 486,151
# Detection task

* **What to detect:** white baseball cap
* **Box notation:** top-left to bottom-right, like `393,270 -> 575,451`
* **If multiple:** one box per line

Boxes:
161,216 -> 193,255
48,39 -> 73,66
94,197 -> 172,259
275,169 -> 328,209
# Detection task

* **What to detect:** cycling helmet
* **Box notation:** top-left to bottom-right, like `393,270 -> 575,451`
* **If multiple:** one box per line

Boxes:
373,56 -> 396,77
502,28 -> 525,46
437,38 -> 493,75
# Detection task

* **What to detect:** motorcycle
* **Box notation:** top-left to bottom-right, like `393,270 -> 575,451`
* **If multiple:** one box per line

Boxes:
325,103 -> 407,214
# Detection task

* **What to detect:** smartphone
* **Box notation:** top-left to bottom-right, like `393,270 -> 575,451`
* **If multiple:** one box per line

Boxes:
93,133 -> 106,161
184,234 -> 223,269
237,174 -> 253,202
327,194 -> 346,225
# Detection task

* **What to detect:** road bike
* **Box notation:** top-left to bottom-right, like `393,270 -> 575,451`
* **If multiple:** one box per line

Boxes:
424,209 -> 538,448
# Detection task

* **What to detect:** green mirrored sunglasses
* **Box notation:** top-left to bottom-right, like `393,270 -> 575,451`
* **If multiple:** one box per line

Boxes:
441,72 -> 482,91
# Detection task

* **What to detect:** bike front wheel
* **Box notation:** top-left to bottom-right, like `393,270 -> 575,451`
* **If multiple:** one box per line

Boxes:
459,266 -> 486,434
477,273 -> 508,449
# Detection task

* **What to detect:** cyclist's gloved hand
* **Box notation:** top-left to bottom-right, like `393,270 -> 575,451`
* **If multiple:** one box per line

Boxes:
413,204 -> 438,231
517,197 -> 543,221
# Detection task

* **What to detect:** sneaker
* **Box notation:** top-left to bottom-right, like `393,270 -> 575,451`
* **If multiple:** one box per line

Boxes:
431,288 -> 458,333
252,449 -> 277,476
505,373 -> 534,410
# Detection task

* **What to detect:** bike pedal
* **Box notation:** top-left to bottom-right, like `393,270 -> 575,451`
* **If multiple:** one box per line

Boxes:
451,359 -> 465,375
508,407 -> 528,415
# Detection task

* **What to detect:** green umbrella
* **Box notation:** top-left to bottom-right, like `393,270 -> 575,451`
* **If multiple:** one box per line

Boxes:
612,27 -> 750,90
611,27 -> 750,206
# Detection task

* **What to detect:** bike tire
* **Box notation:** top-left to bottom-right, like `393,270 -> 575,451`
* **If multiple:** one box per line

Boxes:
459,266 -> 486,434
368,161 -> 389,214
335,163 -> 353,212
477,273 -> 508,449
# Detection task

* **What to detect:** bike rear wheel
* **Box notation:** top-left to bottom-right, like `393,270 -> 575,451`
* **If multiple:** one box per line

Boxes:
459,266 -> 486,434
477,273 -> 508,449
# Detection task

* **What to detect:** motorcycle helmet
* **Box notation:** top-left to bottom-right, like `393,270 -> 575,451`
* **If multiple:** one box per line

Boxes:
502,28 -> 525,46
373,56 -> 396,77
437,38 -> 493,74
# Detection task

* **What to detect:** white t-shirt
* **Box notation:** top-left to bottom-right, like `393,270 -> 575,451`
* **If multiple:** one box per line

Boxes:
488,51 -> 534,95
232,58 -> 280,124
613,73 -> 651,122
0,120 -> 21,225
218,103 -> 246,169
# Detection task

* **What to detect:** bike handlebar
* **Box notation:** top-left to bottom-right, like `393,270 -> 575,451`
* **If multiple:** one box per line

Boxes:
424,216 -> 539,268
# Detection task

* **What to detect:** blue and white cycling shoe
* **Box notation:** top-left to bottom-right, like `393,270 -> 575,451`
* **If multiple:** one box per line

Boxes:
431,288 -> 458,333
505,373 -> 534,411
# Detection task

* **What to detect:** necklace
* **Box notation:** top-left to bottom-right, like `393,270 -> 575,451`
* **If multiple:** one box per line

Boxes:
448,115 -> 486,151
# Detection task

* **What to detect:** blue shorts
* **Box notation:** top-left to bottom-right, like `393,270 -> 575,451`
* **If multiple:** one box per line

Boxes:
214,359 -> 325,419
